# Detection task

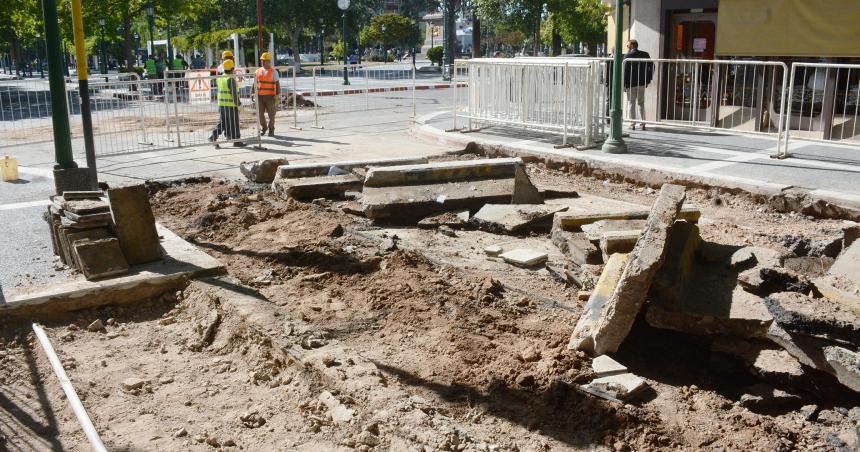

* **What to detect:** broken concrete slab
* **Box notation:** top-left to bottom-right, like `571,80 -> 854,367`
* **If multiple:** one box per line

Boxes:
739,383 -> 804,410
823,346 -> 860,393
108,184 -> 163,265
764,291 -> 860,345
65,228 -> 115,270
417,210 -> 470,229
765,324 -> 860,394
843,221 -> 860,249
274,157 -> 428,180
2,224 -> 224,316
738,267 -> 813,296
553,205 -> 700,232
471,204 -> 569,234
272,174 -> 363,200
830,240 -> 860,282
782,256 -> 834,278
591,355 -> 628,377
62,198 -> 110,215
599,230 -> 641,259
730,246 -> 787,271
484,245 -> 503,257
569,184 -> 687,355
499,249 -> 548,267
581,373 -> 648,402
813,276 -> 860,316
581,219 -> 647,242
646,284 -> 773,339
362,177 -> 537,221
711,336 -> 807,386
240,158 -> 288,183
568,253 -> 629,350
363,158 -> 525,187
552,229 -> 602,265
64,210 -> 112,223
61,190 -> 104,201
73,238 -> 130,280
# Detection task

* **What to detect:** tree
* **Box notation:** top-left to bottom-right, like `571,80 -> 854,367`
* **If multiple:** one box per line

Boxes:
426,45 -> 442,65
547,0 -> 607,55
359,13 -> 415,49
473,0 -> 543,55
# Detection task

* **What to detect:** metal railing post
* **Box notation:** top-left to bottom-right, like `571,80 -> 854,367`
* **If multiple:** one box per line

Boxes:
364,66 -> 370,111
172,80 -> 181,147
779,63 -> 796,158
584,62 -> 595,147
562,63 -> 569,146
292,67 -> 298,129
313,67 -> 320,128
137,78 -> 152,145
412,65 -> 417,120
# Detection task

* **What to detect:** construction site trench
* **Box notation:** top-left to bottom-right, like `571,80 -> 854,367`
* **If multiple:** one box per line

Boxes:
2,152 -> 860,451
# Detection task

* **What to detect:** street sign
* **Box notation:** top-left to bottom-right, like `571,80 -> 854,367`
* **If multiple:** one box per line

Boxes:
186,71 -> 211,104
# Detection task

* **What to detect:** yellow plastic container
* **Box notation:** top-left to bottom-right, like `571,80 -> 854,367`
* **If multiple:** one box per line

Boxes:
1,155 -> 18,182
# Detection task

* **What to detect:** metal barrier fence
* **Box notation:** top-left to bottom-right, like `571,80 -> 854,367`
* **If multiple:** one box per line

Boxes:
454,58 -> 606,147
778,62 -> 860,158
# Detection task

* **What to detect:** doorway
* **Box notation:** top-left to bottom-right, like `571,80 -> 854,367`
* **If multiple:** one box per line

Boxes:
661,12 -> 717,122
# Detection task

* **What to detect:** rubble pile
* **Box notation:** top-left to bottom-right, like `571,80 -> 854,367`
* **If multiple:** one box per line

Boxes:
47,184 -> 163,280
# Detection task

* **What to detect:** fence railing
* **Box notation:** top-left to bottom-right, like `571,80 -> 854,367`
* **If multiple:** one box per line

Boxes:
454,58 -> 606,147
778,62 -> 860,158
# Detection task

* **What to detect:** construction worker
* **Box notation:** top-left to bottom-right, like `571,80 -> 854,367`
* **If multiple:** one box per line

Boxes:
254,52 -> 280,137
217,50 -> 235,74
209,59 -> 244,147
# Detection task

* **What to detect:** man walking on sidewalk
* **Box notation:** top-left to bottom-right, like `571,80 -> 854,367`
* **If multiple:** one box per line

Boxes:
254,52 -> 280,137
623,39 -> 653,130
209,59 -> 244,147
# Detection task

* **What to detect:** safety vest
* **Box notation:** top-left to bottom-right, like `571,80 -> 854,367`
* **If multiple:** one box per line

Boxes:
216,77 -> 237,107
255,67 -> 277,96
145,58 -> 156,77
172,58 -> 184,70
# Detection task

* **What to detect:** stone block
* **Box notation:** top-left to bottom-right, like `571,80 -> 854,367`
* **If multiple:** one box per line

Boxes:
418,210 -> 470,229
499,249 -> 548,267
73,238 -> 130,280
471,204 -> 568,234
239,158 -> 288,183
62,198 -> 110,215
730,246 -> 786,271
569,184 -> 687,355
591,355 -> 628,377
581,219 -> 647,242
764,291 -> 860,345
107,184 -> 163,265
484,245 -> 503,257
53,166 -> 98,195
275,157 -> 428,180
568,253 -> 629,351
551,228 -> 602,265
61,190 -> 104,200
65,228 -> 114,270
599,230 -> 641,259
363,158 -> 524,188
823,347 -> 860,393
553,205 -> 700,231
581,373 -> 648,402
272,174 -> 363,200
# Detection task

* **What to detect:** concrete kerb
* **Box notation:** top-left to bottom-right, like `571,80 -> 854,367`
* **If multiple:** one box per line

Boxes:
363,157 -> 525,188
274,157 -> 429,180
411,114 -> 860,221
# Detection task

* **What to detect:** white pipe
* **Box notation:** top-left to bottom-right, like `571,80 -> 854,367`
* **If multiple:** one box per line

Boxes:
32,323 -> 108,452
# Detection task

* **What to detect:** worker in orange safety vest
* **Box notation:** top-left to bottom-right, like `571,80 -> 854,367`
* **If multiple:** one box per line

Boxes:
254,52 -> 280,137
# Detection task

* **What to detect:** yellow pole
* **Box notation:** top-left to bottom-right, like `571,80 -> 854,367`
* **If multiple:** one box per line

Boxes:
70,0 -> 97,170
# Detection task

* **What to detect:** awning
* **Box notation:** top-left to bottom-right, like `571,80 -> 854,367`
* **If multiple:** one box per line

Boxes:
716,0 -> 860,57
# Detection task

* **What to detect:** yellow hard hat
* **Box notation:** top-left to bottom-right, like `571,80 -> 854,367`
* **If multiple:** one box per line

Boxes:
260,52 -> 272,61
222,59 -> 235,71
221,50 -> 234,59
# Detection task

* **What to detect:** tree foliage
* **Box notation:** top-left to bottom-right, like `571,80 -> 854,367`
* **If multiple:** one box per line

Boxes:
359,13 -> 415,48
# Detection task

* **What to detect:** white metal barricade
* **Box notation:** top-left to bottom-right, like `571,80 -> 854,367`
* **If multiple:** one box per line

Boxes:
777,62 -> 860,158
455,58 -> 604,147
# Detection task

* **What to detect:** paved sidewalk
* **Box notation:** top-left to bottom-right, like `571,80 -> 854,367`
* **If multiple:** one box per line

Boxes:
415,111 -> 860,209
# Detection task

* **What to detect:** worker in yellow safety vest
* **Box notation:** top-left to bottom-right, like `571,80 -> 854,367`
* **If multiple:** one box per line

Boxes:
254,52 -> 280,137
209,59 -> 244,147
217,50 -> 235,75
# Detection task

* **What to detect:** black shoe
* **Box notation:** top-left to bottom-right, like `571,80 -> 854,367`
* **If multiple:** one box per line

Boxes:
233,141 -> 245,147
267,129 -> 274,137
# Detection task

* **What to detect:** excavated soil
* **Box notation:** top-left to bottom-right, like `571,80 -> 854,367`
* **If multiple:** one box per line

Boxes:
2,161 -> 859,451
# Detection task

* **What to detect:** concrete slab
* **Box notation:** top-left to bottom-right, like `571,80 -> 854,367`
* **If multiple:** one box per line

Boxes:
764,291 -> 860,345
275,157 -> 428,179
830,240 -> 860,282
484,245 -> 503,256
581,219 -> 647,242
73,238 -> 129,280
551,229 -> 602,265
363,158 -> 524,187
599,230 -> 641,259
240,158 -> 288,183
553,205 -> 701,231
499,249 -> 548,267
1,223 -> 225,316
581,373 -> 648,402
813,275 -> 860,316
108,184 -> 163,265
711,336 -> 807,386
591,355 -> 628,377
417,210 -> 470,229
272,174 -> 363,200
769,324 -> 860,393
471,204 -> 568,234
568,253 -> 629,351
570,184 -> 687,355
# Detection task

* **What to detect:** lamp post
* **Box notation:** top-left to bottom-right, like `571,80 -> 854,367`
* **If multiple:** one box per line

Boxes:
134,33 -> 139,65
337,0 -> 350,86
381,24 -> 387,63
145,2 -> 155,59
602,0 -> 627,154
98,18 -> 106,74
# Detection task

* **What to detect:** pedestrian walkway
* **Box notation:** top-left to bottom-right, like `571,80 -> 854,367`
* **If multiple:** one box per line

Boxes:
415,111 -> 860,210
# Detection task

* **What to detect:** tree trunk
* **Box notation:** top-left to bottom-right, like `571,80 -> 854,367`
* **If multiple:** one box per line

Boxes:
471,14 -> 481,58
290,26 -> 302,71
533,17 -> 540,56
551,26 -> 561,56
123,15 -> 134,70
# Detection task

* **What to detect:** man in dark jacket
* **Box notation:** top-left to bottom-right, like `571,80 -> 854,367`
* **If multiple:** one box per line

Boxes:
623,40 -> 653,130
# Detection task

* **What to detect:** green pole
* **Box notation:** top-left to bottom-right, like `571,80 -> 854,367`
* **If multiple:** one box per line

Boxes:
41,0 -> 76,168
602,0 -> 627,154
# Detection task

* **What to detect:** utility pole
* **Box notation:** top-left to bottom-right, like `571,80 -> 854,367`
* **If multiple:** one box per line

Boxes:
70,0 -> 98,172
338,0 -> 350,86
602,0 -> 627,154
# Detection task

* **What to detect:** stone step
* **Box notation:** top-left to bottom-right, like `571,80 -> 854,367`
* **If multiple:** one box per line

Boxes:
272,175 -> 363,200
553,205 -> 701,231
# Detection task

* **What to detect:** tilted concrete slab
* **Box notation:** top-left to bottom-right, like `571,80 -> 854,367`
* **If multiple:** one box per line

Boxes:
471,204 -> 568,234
581,219 -> 647,242
240,158 -> 288,183
569,184 -> 687,355
274,157 -> 428,180
710,336 -> 807,386
764,291 -> 860,345
768,323 -> 860,393
553,205 -> 700,231
272,174 -> 364,200
363,157 -> 524,188
568,252 -> 630,352
1,223 -> 224,316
